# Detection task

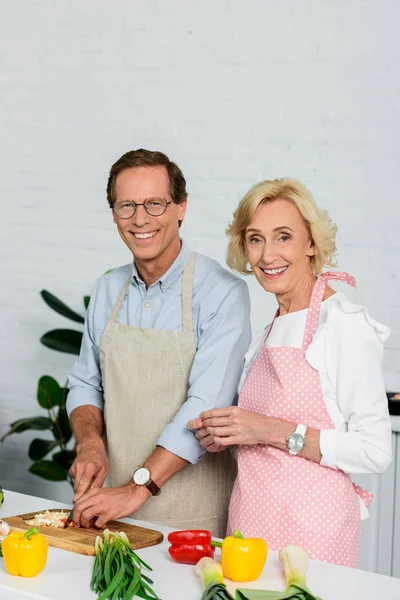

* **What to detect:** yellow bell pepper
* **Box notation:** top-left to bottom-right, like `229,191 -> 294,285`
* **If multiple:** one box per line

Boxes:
220,530 -> 267,582
2,527 -> 48,577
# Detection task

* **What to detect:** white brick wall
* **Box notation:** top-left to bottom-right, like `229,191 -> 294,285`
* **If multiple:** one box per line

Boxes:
0,0 -> 399,505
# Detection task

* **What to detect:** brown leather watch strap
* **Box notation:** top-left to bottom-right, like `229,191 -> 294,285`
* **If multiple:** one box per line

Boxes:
146,479 -> 161,496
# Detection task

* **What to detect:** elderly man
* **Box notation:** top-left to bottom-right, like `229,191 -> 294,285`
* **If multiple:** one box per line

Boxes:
66,149 -> 251,536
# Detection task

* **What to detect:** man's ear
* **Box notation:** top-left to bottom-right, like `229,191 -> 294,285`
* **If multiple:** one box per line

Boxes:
177,198 -> 187,225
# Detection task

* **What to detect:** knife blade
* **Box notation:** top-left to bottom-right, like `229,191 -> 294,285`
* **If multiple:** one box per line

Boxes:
63,508 -> 75,528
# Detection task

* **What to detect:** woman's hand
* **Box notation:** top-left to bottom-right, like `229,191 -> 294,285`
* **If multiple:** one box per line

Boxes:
187,406 -> 269,450
189,409 -> 323,462
186,416 -> 226,452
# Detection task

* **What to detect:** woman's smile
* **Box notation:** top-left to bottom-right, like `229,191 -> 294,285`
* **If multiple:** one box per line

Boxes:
260,265 -> 288,279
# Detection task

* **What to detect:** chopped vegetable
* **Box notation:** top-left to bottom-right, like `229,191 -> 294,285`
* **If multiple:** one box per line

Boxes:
61,517 -> 75,528
196,557 -> 235,600
220,530 -> 267,582
26,510 -> 70,528
235,545 -> 323,600
90,529 -> 160,600
2,527 -> 48,577
167,529 -> 217,564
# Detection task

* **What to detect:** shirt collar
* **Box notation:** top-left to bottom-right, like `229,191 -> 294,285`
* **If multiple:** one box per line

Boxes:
131,239 -> 191,291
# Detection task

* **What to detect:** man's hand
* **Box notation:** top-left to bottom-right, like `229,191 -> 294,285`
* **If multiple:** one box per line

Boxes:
69,438 -> 109,502
72,483 -> 150,529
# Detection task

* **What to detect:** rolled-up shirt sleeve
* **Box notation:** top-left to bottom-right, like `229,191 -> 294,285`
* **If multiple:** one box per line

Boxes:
66,281 -> 105,417
319,308 -> 392,474
157,279 -> 252,464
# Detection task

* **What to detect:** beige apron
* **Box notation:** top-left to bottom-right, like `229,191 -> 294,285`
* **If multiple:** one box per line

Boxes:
100,254 -> 236,537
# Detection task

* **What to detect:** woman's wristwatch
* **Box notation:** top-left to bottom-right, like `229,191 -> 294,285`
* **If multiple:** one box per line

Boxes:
132,467 -> 161,496
286,424 -> 307,455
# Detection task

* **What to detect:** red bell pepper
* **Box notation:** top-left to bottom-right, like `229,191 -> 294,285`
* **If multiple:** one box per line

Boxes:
168,530 -> 212,545
167,530 -> 219,565
168,543 -> 215,564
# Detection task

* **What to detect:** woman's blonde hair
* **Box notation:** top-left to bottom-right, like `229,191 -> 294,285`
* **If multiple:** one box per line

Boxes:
226,178 -> 338,275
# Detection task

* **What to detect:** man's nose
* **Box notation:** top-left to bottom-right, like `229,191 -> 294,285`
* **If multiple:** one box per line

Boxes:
132,204 -> 150,226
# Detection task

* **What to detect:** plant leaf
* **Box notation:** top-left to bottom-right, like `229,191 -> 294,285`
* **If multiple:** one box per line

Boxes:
29,460 -> 68,481
37,375 -> 63,409
53,449 -> 76,471
40,329 -> 83,355
29,438 -> 60,460
83,296 -> 90,310
0,417 -> 53,442
40,290 -> 85,323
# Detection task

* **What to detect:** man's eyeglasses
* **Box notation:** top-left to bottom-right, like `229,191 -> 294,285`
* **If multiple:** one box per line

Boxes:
112,197 -> 172,219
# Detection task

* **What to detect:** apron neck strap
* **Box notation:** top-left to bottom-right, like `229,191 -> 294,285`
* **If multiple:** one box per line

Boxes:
110,274 -> 131,323
109,253 -> 195,329
302,271 -> 356,349
265,309 -> 279,340
182,253 -> 195,331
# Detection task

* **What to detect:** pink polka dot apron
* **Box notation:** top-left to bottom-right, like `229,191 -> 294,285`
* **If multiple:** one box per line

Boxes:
227,272 -> 373,568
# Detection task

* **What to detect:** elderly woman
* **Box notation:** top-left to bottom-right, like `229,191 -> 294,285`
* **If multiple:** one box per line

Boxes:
188,178 -> 392,568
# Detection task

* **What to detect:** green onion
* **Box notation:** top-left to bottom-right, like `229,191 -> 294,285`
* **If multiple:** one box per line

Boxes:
90,529 -> 161,600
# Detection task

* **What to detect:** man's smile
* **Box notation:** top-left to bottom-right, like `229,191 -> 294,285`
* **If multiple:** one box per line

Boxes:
130,230 -> 158,240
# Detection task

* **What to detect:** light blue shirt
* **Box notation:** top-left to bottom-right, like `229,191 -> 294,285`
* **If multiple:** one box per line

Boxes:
66,241 -> 251,464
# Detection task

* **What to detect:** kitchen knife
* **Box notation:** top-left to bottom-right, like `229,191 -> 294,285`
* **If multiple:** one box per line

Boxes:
64,508 -> 75,528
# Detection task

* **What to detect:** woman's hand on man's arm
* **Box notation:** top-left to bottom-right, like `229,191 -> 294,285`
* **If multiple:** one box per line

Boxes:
188,407 -> 322,463
188,406 -> 271,448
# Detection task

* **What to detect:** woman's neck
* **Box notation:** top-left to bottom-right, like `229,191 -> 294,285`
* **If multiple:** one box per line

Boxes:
276,273 -> 316,316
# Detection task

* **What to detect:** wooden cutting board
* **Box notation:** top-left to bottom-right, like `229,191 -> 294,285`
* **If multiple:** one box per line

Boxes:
3,508 -> 164,556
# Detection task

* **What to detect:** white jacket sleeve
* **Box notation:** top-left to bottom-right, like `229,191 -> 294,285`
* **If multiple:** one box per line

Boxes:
319,303 -> 392,474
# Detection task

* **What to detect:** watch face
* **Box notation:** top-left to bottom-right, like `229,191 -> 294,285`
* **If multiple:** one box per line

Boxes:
133,467 -> 150,485
288,433 -> 305,453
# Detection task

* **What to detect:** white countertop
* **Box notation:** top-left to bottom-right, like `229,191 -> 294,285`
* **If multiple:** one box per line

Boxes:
1,490 -> 400,600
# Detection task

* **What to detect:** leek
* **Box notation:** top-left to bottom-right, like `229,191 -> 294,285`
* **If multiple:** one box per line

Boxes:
235,545 -> 323,600
196,557 -> 235,600
279,545 -> 309,589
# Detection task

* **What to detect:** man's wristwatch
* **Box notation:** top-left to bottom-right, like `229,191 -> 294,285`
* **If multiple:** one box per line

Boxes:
132,467 -> 161,496
286,424 -> 307,455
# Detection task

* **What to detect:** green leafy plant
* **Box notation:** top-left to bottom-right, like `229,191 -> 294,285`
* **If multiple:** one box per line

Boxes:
1,291 -> 89,484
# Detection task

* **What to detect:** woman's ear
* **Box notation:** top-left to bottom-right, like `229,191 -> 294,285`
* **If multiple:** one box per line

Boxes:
306,237 -> 316,257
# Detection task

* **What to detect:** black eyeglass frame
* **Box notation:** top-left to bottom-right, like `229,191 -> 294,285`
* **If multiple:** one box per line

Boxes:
111,197 -> 173,219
